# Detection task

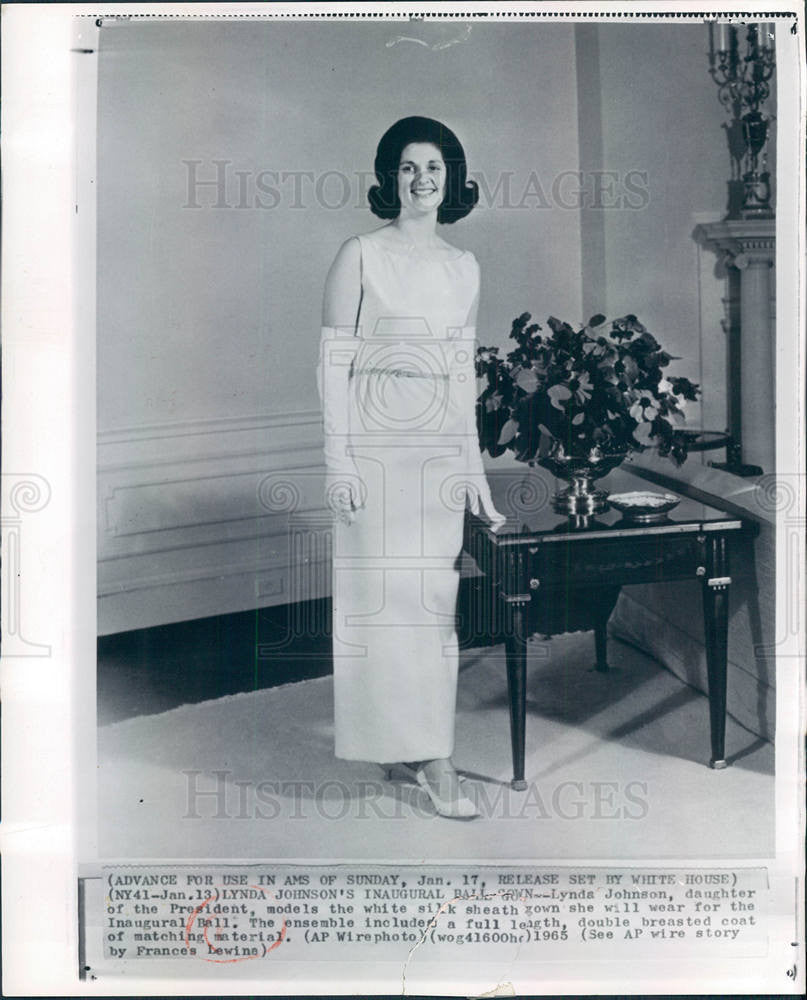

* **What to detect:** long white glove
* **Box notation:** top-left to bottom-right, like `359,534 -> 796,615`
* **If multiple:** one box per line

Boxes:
315,325 -> 367,525
456,327 -> 507,528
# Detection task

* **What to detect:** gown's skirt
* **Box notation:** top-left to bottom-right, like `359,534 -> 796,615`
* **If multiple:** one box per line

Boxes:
332,348 -> 470,762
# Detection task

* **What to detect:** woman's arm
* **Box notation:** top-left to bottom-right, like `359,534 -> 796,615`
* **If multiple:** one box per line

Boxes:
322,236 -> 362,331
317,237 -> 366,524
460,259 -> 506,527
465,286 -> 480,330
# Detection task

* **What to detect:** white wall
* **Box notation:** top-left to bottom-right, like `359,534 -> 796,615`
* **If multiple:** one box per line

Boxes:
583,24 -> 777,739
589,24 -> 730,432
96,19 -> 778,744
98,18 -> 775,734
96,20 -> 583,632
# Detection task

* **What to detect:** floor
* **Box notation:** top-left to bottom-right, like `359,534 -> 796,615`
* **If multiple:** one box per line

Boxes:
97,602 -> 775,861
97,581 -> 500,726
98,600 -> 334,726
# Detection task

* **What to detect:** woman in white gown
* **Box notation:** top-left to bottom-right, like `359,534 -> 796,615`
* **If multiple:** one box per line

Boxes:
316,117 -> 505,818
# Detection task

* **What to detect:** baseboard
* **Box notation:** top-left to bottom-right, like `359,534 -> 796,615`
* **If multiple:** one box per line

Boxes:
612,454 -> 777,742
610,581 -> 775,742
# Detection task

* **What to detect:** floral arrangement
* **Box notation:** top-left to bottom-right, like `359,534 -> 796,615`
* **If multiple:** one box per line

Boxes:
475,313 -> 700,467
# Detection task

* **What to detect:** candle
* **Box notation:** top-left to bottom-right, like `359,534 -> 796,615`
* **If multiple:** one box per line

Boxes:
759,21 -> 775,50
715,22 -> 732,52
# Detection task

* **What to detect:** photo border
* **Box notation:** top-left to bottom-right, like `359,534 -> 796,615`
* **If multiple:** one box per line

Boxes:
1,1 -> 804,995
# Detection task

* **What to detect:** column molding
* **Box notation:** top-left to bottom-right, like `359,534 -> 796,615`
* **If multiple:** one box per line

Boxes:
693,219 -> 776,474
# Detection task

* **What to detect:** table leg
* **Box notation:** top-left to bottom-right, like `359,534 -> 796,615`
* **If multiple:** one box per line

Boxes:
505,599 -> 529,791
701,536 -> 731,769
594,617 -> 609,672
591,587 -> 621,672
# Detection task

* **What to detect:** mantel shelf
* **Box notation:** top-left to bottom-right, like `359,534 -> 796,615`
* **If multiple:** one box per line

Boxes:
693,218 -> 776,265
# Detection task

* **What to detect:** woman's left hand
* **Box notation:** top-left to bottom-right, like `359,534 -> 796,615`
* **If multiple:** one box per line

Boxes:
466,477 -> 507,530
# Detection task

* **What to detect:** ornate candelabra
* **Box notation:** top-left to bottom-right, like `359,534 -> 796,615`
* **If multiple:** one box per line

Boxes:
709,21 -> 776,219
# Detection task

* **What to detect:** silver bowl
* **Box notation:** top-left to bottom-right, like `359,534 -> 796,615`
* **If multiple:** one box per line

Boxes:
608,490 -> 680,522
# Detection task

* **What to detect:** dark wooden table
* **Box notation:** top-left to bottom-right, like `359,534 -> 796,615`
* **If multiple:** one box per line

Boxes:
463,462 -> 759,789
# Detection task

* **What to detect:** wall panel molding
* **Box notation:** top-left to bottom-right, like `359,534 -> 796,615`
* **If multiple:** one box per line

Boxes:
98,409 -> 322,442
98,410 -> 322,469
98,410 -> 490,635
97,411 -> 330,634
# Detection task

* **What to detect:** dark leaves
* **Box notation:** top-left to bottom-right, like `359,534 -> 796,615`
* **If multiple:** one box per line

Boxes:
475,312 -> 700,467
669,375 -> 700,401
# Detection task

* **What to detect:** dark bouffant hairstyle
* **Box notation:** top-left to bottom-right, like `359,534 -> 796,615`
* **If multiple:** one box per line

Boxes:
367,116 -> 479,225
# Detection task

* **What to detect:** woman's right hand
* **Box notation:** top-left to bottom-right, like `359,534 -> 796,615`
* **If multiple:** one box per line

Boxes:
325,467 -> 366,525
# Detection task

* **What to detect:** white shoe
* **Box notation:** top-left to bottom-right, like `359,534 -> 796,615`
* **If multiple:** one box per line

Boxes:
415,760 -> 480,820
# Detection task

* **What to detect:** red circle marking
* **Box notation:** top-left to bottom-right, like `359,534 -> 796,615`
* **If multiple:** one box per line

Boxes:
184,884 -> 287,963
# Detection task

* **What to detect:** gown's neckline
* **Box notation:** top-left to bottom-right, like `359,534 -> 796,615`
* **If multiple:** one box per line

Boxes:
362,232 -> 469,264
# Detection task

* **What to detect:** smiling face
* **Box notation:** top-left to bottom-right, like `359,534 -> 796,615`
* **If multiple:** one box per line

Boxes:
396,142 -> 446,217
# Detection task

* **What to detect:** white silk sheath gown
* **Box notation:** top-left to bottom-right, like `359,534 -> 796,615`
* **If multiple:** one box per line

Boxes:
330,229 -> 483,763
